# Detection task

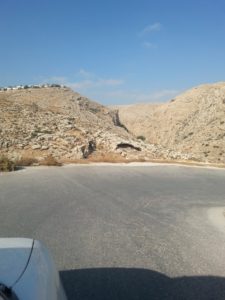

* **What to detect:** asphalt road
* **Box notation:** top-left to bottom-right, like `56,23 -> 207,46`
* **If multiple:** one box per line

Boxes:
1,164 -> 225,300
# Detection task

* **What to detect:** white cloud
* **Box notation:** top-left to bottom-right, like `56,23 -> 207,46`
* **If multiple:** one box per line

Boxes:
149,89 -> 179,101
42,71 -> 124,92
73,70 -> 124,90
42,76 -> 67,84
69,80 -> 93,90
99,89 -> 179,104
78,69 -> 93,78
39,71 -> 179,105
139,22 -> 162,36
69,78 -> 124,90
97,79 -> 124,86
143,42 -> 157,49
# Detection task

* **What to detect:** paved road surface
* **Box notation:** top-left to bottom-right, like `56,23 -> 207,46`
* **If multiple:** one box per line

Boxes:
1,164 -> 225,299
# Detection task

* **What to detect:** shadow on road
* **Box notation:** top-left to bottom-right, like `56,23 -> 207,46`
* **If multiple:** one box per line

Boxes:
60,268 -> 225,300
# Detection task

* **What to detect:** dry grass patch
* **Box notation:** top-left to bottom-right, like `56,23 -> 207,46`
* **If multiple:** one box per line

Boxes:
62,158 -> 90,164
61,152 -> 127,164
39,155 -> 62,166
88,152 -> 128,163
62,152 -> 149,164
16,157 -> 38,166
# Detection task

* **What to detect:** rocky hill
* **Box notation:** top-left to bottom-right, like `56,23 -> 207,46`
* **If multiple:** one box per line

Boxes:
117,82 -> 225,164
0,86 -> 190,164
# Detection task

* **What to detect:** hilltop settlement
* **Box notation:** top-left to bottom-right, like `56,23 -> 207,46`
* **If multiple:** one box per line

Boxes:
0,83 -> 66,91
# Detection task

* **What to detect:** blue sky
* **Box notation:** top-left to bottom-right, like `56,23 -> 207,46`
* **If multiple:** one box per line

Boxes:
1,0 -> 225,104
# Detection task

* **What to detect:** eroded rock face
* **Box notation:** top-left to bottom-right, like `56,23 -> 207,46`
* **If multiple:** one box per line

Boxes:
0,86 -> 191,163
117,82 -> 225,164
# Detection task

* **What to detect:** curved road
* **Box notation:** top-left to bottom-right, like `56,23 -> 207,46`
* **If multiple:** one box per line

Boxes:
0,164 -> 225,299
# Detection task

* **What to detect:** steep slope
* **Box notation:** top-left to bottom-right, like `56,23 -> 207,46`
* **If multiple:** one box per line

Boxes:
117,82 -> 225,164
0,86 -> 188,163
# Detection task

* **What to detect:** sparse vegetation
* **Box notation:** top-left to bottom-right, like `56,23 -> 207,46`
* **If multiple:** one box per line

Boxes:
0,156 -> 15,172
31,131 -> 39,138
40,130 -> 53,134
0,154 -> 62,171
89,107 -> 101,113
137,135 -> 146,141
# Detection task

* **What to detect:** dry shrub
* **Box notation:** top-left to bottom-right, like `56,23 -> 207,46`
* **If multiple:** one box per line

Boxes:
16,157 -> 38,166
39,155 -> 62,166
0,156 -> 15,172
137,135 -> 146,141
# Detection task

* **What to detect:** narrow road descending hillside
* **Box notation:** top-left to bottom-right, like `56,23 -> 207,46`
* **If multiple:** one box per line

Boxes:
0,165 -> 225,300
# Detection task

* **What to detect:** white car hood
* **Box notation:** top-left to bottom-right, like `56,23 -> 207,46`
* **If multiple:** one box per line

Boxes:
0,238 -> 33,288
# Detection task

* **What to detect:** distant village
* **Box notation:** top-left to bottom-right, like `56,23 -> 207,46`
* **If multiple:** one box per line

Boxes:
0,83 -> 67,92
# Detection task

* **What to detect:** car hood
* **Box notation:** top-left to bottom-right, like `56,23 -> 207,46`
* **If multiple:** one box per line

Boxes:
0,238 -> 34,287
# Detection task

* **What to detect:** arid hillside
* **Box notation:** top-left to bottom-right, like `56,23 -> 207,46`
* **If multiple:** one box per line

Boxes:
0,86 -> 190,164
117,82 -> 225,164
